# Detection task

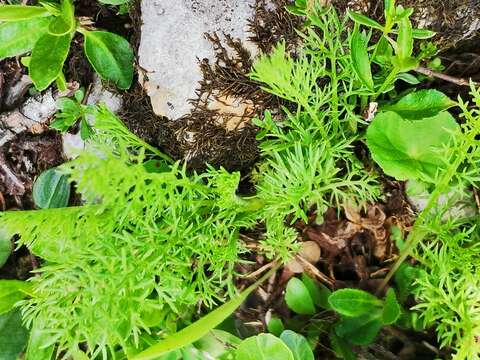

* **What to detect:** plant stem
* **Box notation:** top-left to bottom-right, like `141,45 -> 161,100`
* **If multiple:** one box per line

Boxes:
415,66 -> 475,87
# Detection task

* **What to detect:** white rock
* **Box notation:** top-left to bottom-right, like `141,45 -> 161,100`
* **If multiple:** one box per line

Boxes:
62,133 -> 85,159
86,75 -> 123,114
138,0 -> 256,119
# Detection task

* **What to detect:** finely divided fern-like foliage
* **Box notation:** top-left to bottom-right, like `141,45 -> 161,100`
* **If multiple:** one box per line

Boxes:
1,108 -> 259,358
250,7 -> 380,258
409,86 -> 480,359
0,7 -> 383,358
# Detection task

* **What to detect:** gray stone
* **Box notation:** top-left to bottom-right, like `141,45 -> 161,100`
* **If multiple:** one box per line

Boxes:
138,0 -> 257,119
86,75 -> 123,114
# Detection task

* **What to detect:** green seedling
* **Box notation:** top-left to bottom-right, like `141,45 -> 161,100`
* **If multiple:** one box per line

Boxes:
0,1 -> 134,90
348,0 -> 436,98
50,88 -> 94,140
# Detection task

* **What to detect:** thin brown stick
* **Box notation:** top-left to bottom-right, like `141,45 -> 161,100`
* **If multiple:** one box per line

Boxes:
295,255 -> 334,288
242,261 -> 278,279
415,66 -> 475,87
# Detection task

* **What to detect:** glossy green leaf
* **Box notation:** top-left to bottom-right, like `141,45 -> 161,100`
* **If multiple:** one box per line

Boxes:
397,16 -> 413,60
381,89 -> 456,119
82,30 -> 134,90
285,277 -> 316,315
335,313 -> 383,345
412,28 -> 436,39
48,0 -> 75,36
366,111 -> 459,181
30,32 -> 71,91
382,289 -> 401,325
396,73 -> 420,85
39,1 -> 61,16
328,289 -> 382,317
25,321 -> 56,360
267,317 -> 285,337
0,280 -> 32,315
0,17 -> 51,60
0,232 -> 12,268
350,28 -> 374,90
131,268 -> 277,360
0,309 -> 29,360
236,334 -> 294,360
32,168 -> 71,209
0,5 -> 49,21
347,11 -> 383,30
301,274 -> 331,310
280,330 -> 314,360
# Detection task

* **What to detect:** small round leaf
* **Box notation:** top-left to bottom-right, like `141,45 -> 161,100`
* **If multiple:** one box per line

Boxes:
32,168 -> 71,209
285,277 -> 316,315
280,330 -> 314,360
236,334 -> 294,360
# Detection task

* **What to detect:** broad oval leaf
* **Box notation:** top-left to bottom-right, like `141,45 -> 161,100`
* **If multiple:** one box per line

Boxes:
366,111 -> 459,181
30,32 -> 71,91
32,168 -> 71,209
350,28 -> 374,90
0,232 -> 12,268
82,30 -> 134,90
0,17 -> 52,60
381,89 -> 456,119
347,10 -> 383,30
328,289 -> 382,317
285,277 -> 316,315
236,334 -> 294,360
0,310 -> 29,359
0,280 -> 32,315
334,313 -> 383,345
0,5 -> 49,21
382,288 -> 401,325
48,0 -> 75,36
280,330 -> 314,360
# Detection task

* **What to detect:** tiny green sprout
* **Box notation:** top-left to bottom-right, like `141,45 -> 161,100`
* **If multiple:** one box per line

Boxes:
51,88 -> 94,140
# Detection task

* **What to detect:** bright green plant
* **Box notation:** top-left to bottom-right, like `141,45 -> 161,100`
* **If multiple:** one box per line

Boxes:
250,5 -> 380,259
346,0 -> 436,97
51,87 -> 94,139
0,107 -> 267,358
366,90 -> 459,182
369,84 -> 480,358
0,1 -> 134,90
283,275 -> 401,348
328,288 -> 401,346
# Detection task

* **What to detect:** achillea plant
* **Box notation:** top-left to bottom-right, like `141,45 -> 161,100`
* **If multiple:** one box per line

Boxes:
1,108 -> 259,358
